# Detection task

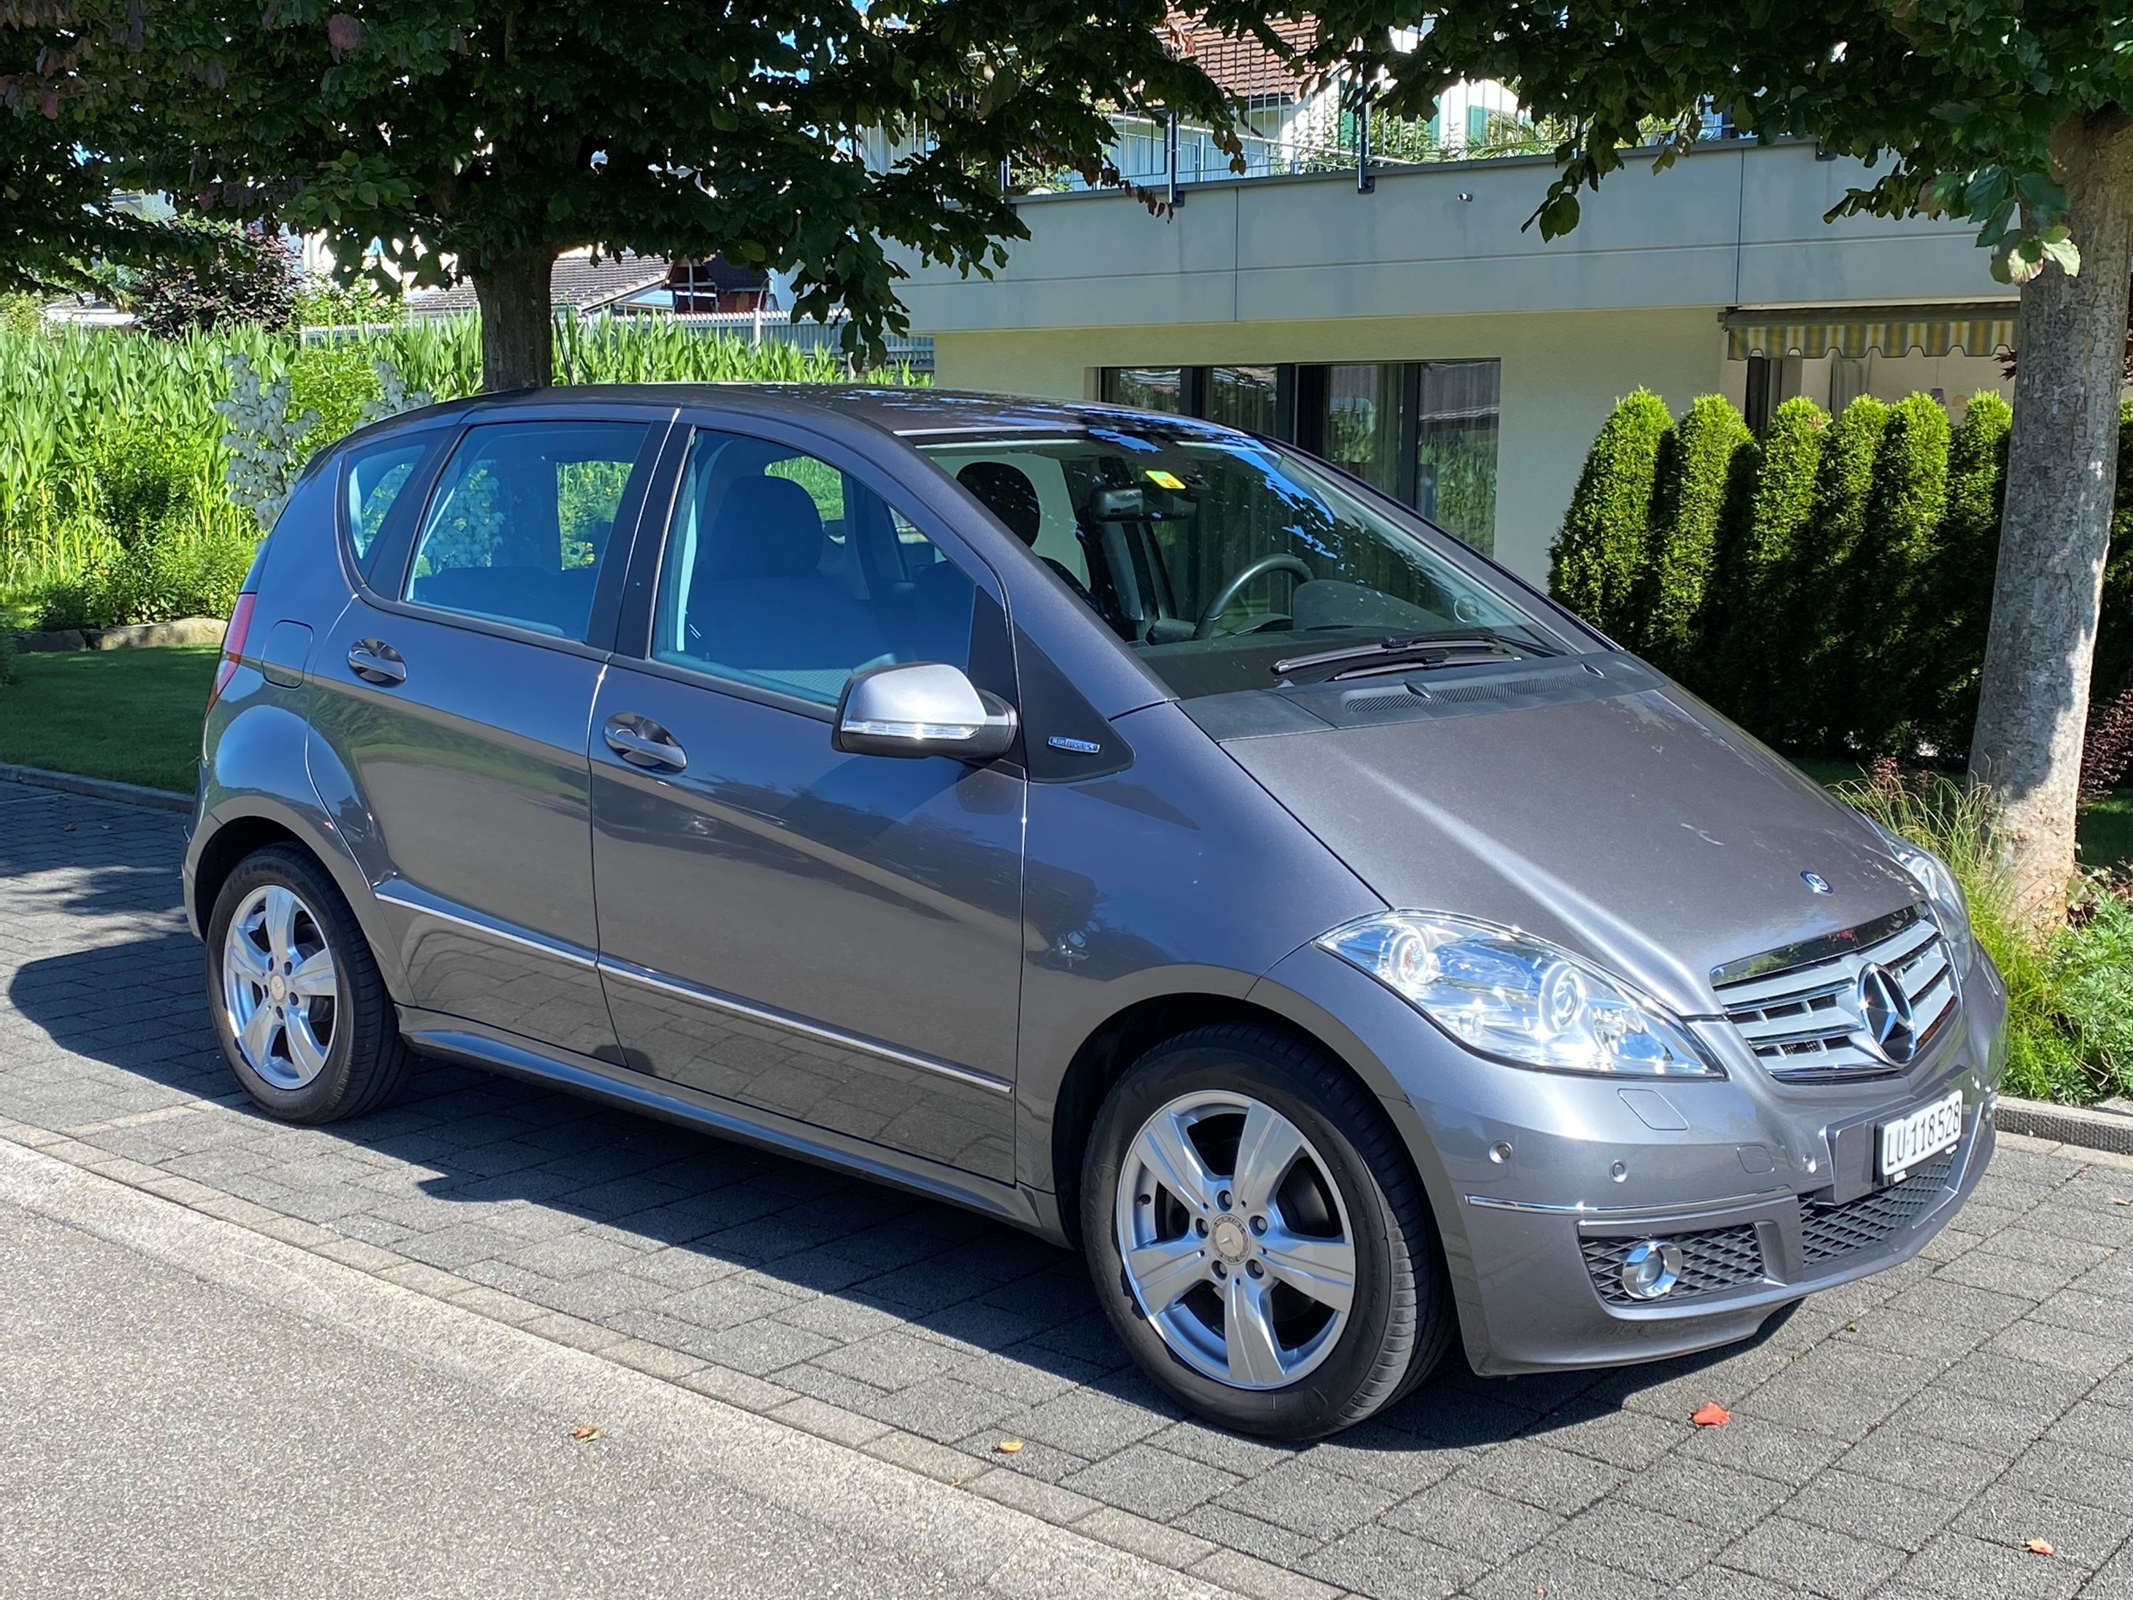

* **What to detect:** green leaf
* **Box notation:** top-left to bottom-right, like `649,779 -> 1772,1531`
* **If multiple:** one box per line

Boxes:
2040,232 -> 2081,276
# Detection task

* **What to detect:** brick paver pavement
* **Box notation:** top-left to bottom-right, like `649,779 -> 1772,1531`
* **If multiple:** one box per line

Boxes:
6,778 -> 2133,1600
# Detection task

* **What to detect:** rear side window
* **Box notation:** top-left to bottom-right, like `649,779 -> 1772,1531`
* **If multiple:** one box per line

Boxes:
341,437 -> 432,571
404,421 -> 652,642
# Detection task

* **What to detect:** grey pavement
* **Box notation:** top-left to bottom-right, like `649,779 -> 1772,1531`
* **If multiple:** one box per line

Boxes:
0,1142 -> 1231,1600
5,779 -> 2133,1600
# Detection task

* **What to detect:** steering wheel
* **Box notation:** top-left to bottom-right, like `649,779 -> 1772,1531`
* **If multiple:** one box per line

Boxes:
1193,554 -> 1314,640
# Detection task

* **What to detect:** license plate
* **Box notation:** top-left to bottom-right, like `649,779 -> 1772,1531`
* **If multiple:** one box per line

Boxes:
1879,1089 -> 1965,1182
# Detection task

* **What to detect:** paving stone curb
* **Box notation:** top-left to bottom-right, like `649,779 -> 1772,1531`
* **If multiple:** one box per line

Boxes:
1998,1096 -> 2133,1158
0,1119 -> 1356,1600
0,762 -> 191,814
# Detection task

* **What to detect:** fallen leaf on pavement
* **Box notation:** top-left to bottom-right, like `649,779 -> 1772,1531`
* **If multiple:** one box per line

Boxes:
2025,1538 -> 2055,1557
995,1438 -> 1024,1454
1690,1403 -> 1731,1428
570,1424 -> 601,1441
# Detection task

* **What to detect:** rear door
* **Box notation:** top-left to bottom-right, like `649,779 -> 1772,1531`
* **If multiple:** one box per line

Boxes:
309,411 -> 670,1059
588,419 -> 1025,1179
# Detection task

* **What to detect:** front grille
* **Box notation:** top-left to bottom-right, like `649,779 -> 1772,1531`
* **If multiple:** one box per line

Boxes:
1800,1149 -> 1957,1262
1580,1224 -> 1766,1306
1713,905 -> 1957,1082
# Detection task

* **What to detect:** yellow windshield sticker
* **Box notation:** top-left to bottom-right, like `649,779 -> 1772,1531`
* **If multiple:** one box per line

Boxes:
1145,469 -> 1185,490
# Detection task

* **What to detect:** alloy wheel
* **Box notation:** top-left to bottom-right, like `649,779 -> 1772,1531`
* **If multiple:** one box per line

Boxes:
1113,1090 -> 1359,1389
221,883 -> 339,1090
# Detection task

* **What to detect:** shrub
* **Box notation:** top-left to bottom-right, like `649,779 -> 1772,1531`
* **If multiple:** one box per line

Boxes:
1846,393 -> 1951,754
1550,389 -> 1670,638
1781,396 -> 1890,749
0,292 -> 42,338
129,221 -> 300,338
1705,397 -> 1825,738
0,615 -> 15,686
1921,394 -> 2013,760
1638,393 -> 1750,682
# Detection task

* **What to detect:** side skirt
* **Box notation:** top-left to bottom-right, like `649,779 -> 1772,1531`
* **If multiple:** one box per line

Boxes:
398,1009 -> 1062,1243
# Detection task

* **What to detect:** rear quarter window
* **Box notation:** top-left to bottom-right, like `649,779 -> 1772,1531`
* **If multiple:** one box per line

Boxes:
340,437 -> 434,574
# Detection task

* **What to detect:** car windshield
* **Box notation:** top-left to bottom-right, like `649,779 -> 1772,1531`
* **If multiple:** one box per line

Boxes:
915,423 -> 1561,699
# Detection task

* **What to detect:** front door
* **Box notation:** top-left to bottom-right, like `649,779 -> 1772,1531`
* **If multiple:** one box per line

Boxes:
589,424 -> 1024,1179
310,415 -> 666,1059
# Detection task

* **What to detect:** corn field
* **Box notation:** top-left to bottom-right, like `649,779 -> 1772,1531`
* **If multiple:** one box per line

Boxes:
0,318 -> 919,619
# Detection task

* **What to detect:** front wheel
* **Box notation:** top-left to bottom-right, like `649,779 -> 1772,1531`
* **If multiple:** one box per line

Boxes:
1081,1024 -> 1454,1439
205,844 -> 414,1124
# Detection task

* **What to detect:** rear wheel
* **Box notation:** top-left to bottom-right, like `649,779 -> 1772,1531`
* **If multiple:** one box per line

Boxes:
206,845 -> 413,1123
1081,1024 -> 1454,1439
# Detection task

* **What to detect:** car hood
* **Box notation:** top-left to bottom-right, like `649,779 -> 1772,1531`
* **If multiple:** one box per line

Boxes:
1204,662 -> 1921,1015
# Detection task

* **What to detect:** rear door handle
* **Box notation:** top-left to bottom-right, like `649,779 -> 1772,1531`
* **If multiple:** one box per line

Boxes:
346,640 -> 406,686
604,715 -> 688,773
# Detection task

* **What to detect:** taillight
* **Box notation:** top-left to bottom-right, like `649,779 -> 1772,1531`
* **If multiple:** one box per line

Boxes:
209,591 -> 258,713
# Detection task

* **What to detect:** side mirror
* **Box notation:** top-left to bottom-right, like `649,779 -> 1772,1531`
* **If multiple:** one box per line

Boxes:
833,661 -> 1018,762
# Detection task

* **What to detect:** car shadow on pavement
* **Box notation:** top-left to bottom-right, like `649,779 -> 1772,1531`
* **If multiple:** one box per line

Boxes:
11,926 -> 1791,1470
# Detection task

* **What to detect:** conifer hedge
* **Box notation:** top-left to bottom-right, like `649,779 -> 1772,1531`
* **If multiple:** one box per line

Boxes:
1550,388 -> 1670,641
1704,397 -> 1825,737
1544,386 -> 2131,767
1638,394 -> 1752,679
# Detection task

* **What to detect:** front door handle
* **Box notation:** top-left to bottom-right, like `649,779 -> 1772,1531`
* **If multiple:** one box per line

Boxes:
346,640 -> 406,686
604,715 -> 688,773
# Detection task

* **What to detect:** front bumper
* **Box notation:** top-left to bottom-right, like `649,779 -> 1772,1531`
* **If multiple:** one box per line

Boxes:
1256,942 -> 2009,1376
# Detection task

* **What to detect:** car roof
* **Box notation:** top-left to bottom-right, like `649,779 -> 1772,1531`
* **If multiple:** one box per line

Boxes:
363,383 -> 1246,445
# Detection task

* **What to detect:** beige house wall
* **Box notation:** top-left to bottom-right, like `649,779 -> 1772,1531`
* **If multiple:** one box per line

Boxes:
931,307 -> 1729,584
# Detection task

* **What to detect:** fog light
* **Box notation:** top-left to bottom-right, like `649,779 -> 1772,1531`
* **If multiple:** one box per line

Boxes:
1619,1239 -> 1684,1301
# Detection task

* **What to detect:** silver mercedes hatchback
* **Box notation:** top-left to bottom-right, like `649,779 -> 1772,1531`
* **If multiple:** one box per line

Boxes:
184,386 -> 2006,1438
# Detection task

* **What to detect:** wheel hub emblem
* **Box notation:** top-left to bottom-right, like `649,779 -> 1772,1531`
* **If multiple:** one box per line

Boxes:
1210,1218 -> 1249,1262
1857,963 -> 1916,1063
268,973 -> 287,1002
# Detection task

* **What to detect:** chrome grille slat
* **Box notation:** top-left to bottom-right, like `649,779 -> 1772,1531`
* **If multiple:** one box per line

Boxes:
1713,904 -> 1958,1082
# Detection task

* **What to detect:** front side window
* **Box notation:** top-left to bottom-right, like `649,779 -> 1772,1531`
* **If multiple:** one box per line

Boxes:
403,422 -> 651,641
651,430 -> 977,706
341,437 -> 432,571
915,424 -> 1554,700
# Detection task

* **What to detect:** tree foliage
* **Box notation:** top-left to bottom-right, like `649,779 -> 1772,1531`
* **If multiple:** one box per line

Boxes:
131,0 -> 1247,387
1276,0 -> 2126,282
0,4 -> 182,291
1548,388 -> 1668,638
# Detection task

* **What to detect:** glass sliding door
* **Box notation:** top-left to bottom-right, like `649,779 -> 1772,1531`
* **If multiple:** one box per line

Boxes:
1415,360 -> 1501,556
1101,367 -> 1187,413
1318,363 -> 1406,500
1204,365 -> 1281,435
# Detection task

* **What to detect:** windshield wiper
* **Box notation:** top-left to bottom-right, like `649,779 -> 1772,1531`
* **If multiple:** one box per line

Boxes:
1271,630 -> 1560,679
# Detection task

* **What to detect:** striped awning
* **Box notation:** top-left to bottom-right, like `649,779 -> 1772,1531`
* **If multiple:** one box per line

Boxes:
1724,302 -> 2017,361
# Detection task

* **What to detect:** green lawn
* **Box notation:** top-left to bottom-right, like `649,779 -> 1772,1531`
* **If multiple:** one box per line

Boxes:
0,645 -> 217,793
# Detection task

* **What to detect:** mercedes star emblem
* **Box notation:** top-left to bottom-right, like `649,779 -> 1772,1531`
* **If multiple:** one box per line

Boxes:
1857,963 -> 1917,1064
1801,871 -> 1832,895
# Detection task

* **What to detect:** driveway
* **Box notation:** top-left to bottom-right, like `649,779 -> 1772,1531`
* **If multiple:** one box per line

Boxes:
5,779 -> 2133,1600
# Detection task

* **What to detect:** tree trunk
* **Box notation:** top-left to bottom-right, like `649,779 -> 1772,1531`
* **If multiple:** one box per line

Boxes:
1969,110 -> 2133,930
470,247 -> 557,392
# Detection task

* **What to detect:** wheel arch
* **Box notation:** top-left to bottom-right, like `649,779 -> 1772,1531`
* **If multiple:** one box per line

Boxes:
1045,985 -> 1429,1253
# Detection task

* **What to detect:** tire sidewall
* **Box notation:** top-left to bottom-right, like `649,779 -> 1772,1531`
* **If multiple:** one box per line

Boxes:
205,849 -> 361,1121
1082,1038 -> 1411,1438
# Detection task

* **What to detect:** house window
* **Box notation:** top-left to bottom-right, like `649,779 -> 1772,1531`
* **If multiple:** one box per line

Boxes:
1101,367 -> 1188,413
1097,360 -> 1500,555
1415,360 -> 1500,555
1204,366 -> 1280,434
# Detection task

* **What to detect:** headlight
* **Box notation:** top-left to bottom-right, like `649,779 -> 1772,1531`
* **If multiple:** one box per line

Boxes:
1868,822 -> 1975,977
1317,912 -> 1723,1078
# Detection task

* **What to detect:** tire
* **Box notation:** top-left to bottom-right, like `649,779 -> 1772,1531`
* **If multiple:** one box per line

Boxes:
1081,1023 -> 1455,1440
204,844 -> 415,1124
